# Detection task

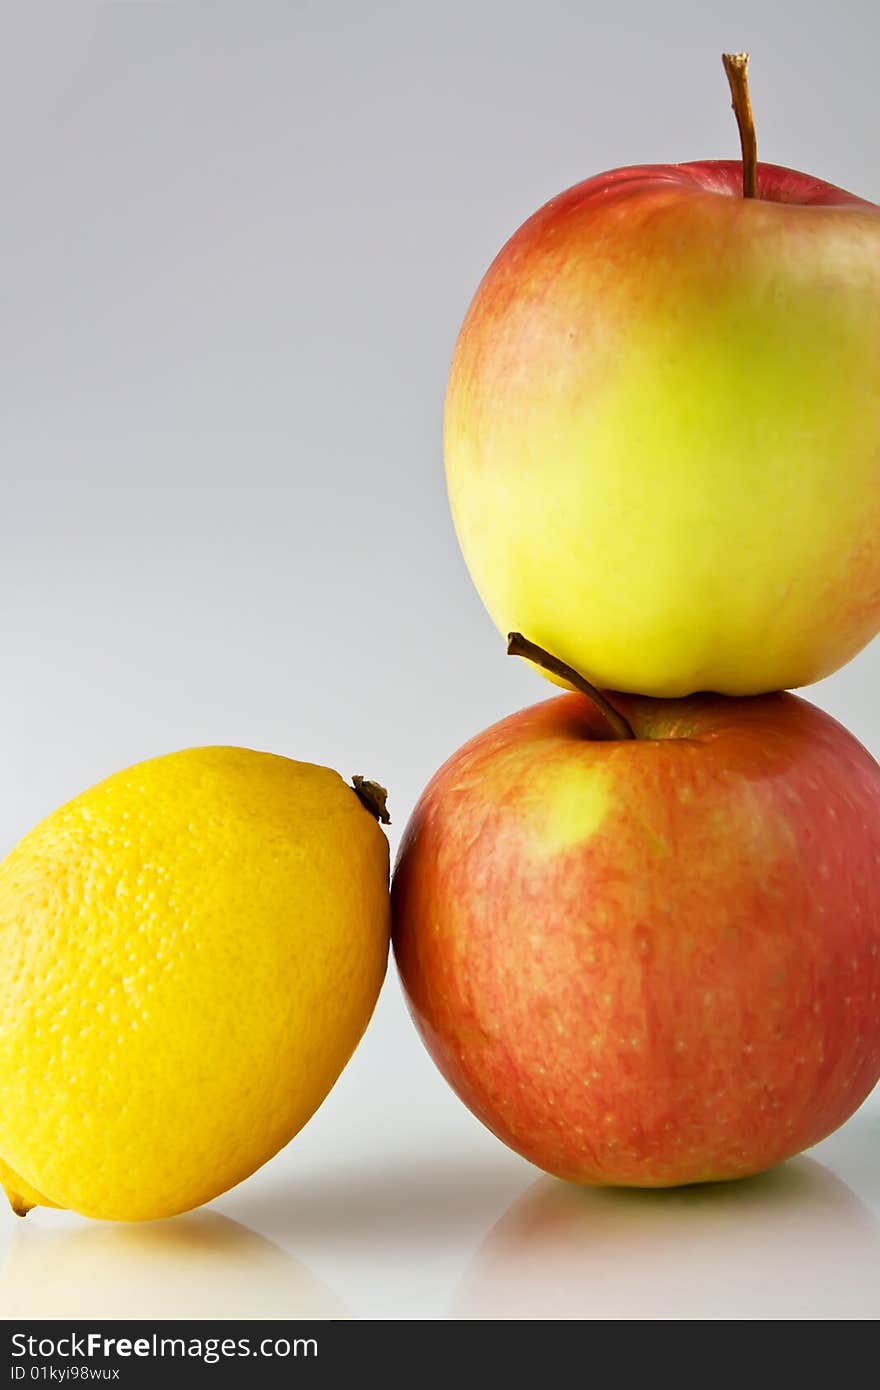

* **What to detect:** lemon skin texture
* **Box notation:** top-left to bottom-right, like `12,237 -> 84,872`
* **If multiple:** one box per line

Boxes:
445,160 -> 880,696
0,748 -> 390,1221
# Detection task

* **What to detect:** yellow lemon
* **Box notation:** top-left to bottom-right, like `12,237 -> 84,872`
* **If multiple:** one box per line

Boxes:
0,748 -> 390,1221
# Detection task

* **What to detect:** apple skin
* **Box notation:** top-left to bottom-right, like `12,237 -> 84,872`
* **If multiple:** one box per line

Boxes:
445,160 -> 880,696
392,690 -> 880,1186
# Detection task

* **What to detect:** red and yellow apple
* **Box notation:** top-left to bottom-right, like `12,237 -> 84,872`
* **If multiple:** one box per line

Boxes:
445,157 -> 880,695
392,677 -> 880,1185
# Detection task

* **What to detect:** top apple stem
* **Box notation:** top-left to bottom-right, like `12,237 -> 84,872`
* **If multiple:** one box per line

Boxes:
722,52 -> 758,199
507,633 -> 636,741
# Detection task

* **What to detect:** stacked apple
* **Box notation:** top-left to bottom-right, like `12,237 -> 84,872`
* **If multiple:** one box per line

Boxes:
392,56 -> 880,1185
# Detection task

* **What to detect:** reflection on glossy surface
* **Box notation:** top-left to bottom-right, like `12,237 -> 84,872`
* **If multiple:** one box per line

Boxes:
457,1158 -> 880,1320
0,1210 -> 346,1320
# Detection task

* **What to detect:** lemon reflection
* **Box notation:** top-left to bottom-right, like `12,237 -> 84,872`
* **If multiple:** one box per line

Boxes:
0,1210 -> 347,1320
457,1157 -> 880,1320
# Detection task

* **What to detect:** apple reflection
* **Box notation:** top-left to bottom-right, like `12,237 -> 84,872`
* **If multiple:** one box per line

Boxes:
0,1210 -> 347,1320
456,1157 -> 880,1320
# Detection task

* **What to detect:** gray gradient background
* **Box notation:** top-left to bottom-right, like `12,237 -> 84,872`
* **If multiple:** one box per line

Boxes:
2,2 -> 880,1319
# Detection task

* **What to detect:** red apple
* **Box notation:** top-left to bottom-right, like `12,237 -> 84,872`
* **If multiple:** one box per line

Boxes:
392,657 -> 880,1186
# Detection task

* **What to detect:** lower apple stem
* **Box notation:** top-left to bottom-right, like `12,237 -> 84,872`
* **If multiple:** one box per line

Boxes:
722,52 -> 758,199
507,633 -> 636,740
352,776 -> 391,824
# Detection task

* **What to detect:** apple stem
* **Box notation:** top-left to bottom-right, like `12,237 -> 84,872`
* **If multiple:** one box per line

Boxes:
352,776 -> 391,824
722,52 -> 758,199
507,633 -> 636,741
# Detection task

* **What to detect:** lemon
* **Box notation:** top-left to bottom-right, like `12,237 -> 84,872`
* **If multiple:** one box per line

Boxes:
0,748 -> 390,1221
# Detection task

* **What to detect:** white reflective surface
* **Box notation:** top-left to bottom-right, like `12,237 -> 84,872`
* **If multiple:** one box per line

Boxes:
0,1212 -> 346,1322
456,1156 -> 880,1320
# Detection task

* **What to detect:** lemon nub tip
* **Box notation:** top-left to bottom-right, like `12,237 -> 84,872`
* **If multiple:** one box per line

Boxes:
5,1190 -> 33,1218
